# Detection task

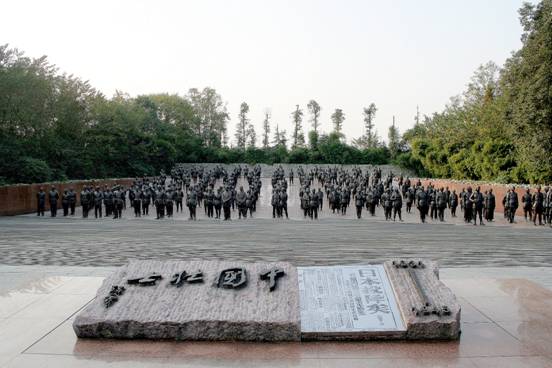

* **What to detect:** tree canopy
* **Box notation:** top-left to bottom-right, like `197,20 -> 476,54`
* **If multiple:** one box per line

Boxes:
2,1 -> 551,185
400,0 -> 552,184
0,46 -> 391,185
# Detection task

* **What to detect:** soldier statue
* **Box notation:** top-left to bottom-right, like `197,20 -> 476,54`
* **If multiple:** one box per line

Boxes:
175,188 -> 183,213
132,188 -> 141,217
463,187 -> 473,223
93,187 -> 103,218
281,189 -> 289,219
80,187 -> 90,218
214,187 -> 222,219
271,189 -> 280,218
165,189 -> 174,218
310,188 -> 319,220
449,190 -> 458,217
354,190 -> 365,219
382,189 -> 392,221
48,186 -> 59,217
416,186 -> 429,223
68,187 -> 76,215
484,189 -> 495,222
391,189 -> 403,222
104,187 -> 113,217
533,186 -> 545,226
470,186 -> 484,226
236,186 -> 247,219
522,188 -> 533,222
142,188 -> 151,216
222,187 -> 232,220
61,189 -> 70,216
436,188 -> 447,222
205,188 -> 214,218
36,187 -> 46,216
506,186 -> 519,224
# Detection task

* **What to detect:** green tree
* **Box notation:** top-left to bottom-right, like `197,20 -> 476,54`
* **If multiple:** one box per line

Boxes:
235,102 -> 249,149
247,123 -> 256,148
187,87 -> 229,147
501,0 -> 552,182
330,108 -> 345,138
388,117 -> 401,159
272,125 -> 288,148
291,105 -> 305,148
353,103 -> 378,148
262,111 -> 270,148
363,103 -> 378,147
308,130 -> 319,150
307,99 -> 321,133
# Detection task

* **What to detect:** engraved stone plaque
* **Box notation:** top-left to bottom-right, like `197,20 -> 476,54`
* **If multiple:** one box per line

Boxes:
73,260 -> 300,341
298,265 -> 405,339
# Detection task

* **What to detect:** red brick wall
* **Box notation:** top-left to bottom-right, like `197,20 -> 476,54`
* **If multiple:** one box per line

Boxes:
415,178 -> 532,216
0,178 -> 136,216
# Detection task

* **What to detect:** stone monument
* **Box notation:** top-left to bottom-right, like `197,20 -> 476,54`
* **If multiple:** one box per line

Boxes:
74,259 -> 300,341
73,258 -> 460,341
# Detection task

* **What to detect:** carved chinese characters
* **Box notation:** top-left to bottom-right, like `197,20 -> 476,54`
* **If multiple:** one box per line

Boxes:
107,266 -> 287,308
298,265 -> 405,334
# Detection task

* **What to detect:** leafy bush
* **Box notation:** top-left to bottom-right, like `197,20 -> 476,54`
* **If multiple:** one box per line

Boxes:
16,157 -> 52,183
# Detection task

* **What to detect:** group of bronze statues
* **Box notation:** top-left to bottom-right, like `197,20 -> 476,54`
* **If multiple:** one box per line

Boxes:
35,164 -> 552,226
36,185 -> 126,219
278,165 -> 552,226
292,166 -> 406,221
36,165 -> 262,221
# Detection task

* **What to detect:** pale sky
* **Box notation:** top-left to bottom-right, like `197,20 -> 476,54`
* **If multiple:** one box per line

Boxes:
1,0 -> 534,145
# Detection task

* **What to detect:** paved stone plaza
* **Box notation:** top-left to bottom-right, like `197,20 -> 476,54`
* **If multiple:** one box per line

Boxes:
1,178 -> 551,268
2,177 -> 552,367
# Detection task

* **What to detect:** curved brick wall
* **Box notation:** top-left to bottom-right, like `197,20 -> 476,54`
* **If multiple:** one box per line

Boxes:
415,178 -> 536,216
0,178 -> 136,216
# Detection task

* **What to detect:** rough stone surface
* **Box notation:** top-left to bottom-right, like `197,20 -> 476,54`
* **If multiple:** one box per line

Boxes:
73,259 -> 300,341
384,259 -> 461,340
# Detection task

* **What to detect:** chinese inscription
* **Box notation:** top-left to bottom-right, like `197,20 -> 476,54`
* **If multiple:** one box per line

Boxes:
216,268 -> 248,289
108,266 -> 288,309
127,273 -> 163,286
170,270 -> 204,287
104,285 -> 126,308
260,268 -> 285,291
298,265 -> 405,333
109,266 -> 280,308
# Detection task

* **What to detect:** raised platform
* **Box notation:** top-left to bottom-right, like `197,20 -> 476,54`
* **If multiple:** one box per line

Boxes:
2,265 -> 552,367
73,259 -> 460,341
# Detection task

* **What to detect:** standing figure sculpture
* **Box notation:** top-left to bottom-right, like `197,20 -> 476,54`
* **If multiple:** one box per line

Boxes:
36,187 -> 46,216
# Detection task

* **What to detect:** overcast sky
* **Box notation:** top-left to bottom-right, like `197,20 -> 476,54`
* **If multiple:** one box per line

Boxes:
2,0 -> 534,144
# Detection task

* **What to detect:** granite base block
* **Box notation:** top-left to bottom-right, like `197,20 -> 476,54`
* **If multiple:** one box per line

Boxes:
73,259 -> 300,342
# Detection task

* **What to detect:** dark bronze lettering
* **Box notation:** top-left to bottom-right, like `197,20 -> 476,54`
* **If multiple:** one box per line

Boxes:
260,268 -> 285,292
127,273 -> 163,286
104,285 -> 125,308
216,268 -> 247,289
170,270 -> 204,287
